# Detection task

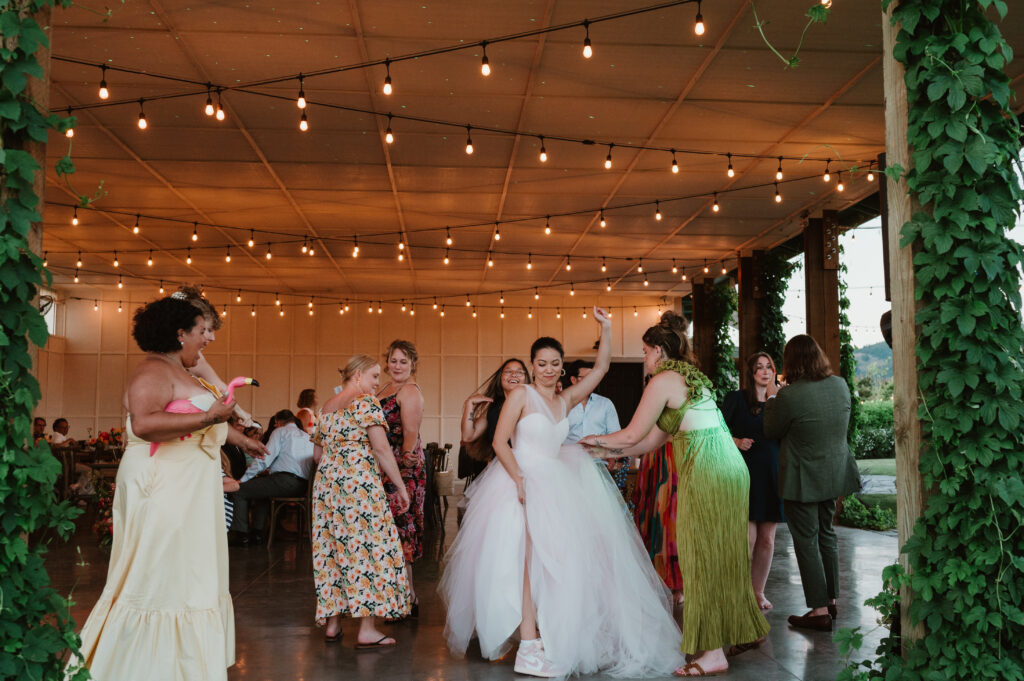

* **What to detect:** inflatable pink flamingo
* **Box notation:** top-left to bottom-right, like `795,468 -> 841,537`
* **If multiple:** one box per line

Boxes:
150,377 -> 259,455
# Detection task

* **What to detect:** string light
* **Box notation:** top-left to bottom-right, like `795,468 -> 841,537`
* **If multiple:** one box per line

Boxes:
606,279 -> 612,292
186,248 -> 192,265
465,294 -> 472,307
409,303 -> 415,316
383,59 -> 393,95
582,20 -> 593,58
604,144 -> 613,169
465,125 -> 474,155
681,272 -> 687,281
672,259 -> 678,274
494,224 -> 501,241
775,156 -> 783,181
137,99 -> 147,129
252,305 -> 256,317
601,257 -> 607,273
694,1 -> 705,35
378,302 -> 383,314
480,42 -> 491,76
440,305 -> 446,318
721,264 -> 727,275
159,280 -> 164,294
296,74 -> 307,109
76,251 -> 82,268
275,293 -> 281,306
823,159 -> 832,183
147,250 -> 153,267
671,151 -> 679,174
703,260 -> 709,274
308,242 -> 315,257
265,244 -> 272,260
443,248 -> 450,265
225,246 -> 232,263
527,307 -> 533,319
43,251 -> 48,267
433,298 -> 439,310
215,89 -> 225,121
499,292 -> 505,304
726,152 -> 735,177
534,287 -> 540,300
633,306 -> 638,317
401,301 -> 407,313
539,136 -> 547,163
204,87 -> 214,116
712,193 -> 720,212
643,273 -> 649,287
133,214 -> 140,234
446,227 -> 453,246
299,111 -> 309,131
487,251 -> 494,267
774,182 -> 782,203
112,251 -> 119,267
309,297 -> 314,309
248,230 -> 255,247
565,256 -> 572,272
471,306 -> 477,318
117,301 -> 122,313
73,269 -> 79,283
599,209 -> 606,228
385,114 -> 394,144
117,276 -> 123,289
867,165 -> 876,182
570,282 -> 575,296
72,206 -> 79,226
98,65 -> 109,99
654,201 -> 662,221
279,308 -> 285,317
556,308 -> 561,319
93,300 -> 98,311
545,216 -> 552,236
352,237 -> 359,258
499,307 -> 504,319
836,172 -> 845,192
637,260 -> 644,273
526,253 -> 533,270
65,107 -> 74,137
581,307 -> 588,319
236,290 -> 242,302
192,222 -> 199,241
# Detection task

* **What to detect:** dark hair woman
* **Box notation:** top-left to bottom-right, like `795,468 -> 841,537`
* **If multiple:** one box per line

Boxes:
74,297 -> 268,680
460,358 -> 531,468
764,335 -> 860,632
579,311 -> 769,676
720,352 -> 786,612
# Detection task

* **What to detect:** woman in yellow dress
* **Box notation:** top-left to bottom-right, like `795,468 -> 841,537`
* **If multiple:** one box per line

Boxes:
72,297 -> 268,681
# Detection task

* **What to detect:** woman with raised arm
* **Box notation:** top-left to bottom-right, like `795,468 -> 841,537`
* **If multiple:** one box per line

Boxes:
581,311 -> 770,677
441,308 -> 682,679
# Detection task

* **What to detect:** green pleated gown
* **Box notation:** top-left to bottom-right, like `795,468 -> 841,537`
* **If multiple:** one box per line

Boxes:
654,361 -> 770,654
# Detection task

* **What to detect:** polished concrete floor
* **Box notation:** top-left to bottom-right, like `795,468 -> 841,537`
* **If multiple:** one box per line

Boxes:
50,504 -> 897,680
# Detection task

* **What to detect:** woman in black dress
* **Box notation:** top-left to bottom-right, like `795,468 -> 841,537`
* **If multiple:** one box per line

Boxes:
721,352 -> 784,610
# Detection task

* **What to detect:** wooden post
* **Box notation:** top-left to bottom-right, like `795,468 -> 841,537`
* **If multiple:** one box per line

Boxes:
803,214 -> 841,371
737,252 -> 764,385
690,279 -> 714,373
882,3 -> 925,646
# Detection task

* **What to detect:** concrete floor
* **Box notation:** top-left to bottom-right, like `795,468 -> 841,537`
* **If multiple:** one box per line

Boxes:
50,504 -> 897,680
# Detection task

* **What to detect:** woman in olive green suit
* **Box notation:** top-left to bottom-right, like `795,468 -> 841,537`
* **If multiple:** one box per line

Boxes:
763,335 -> 861,632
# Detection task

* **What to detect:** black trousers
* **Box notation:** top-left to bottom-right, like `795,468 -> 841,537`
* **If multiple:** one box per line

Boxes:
229,472 -> 307,533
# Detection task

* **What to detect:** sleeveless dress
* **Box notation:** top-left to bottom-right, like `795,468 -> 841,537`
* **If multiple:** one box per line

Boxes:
74,391 -> 234,681
380,390 -> 426,563
654,361 -> 770,654
440,385 -> 684,677
721,390 -> 785,523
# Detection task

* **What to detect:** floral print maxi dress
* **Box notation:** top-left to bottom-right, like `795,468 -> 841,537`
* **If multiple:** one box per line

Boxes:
380,392 -> 426,563
311,394 -> 409,624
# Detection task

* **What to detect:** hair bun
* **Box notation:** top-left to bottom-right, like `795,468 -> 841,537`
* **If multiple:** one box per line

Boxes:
659,310 -> 689,335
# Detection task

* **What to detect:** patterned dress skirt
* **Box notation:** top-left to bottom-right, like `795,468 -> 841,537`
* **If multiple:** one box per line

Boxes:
380,393 -> 426,563
632,441 -> 684,591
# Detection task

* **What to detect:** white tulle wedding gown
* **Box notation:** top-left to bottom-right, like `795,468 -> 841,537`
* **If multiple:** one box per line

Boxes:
440,385 -> 684,677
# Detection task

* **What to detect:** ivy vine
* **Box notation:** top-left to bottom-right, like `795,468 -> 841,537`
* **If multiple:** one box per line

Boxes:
837,1 -> 1024,679
755,250 -> 799,369
0,1 -> 87,680
708,280 -> 738,404
838,246 -> 860,448
752,2 -> 832,69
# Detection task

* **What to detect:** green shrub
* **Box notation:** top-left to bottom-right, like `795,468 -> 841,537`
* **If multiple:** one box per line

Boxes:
858,400 -> 894,430
838,495 -> 896,531
853,426 -> 895,459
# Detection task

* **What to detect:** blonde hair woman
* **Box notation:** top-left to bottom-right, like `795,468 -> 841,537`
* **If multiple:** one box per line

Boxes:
312,354 -> 411,647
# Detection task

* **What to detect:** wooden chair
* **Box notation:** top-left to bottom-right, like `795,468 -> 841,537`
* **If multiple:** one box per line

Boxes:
266,473 -> 314,549
434,444 -> 456,526
423,443 -> 440,528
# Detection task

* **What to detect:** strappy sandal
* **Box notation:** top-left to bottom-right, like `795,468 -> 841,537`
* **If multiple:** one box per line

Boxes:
356,635 -> 396,649
673,662 -> 728,677
324,630 -> 342,643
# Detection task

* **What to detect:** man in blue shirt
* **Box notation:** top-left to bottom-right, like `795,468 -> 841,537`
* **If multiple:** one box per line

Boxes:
564,361 -> 621,444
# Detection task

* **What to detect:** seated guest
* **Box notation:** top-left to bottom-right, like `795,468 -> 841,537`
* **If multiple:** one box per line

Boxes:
32,417 -> 47,443
51,418 -> 75,446
221,416 -> 249,479
295,389 -> 318,434
228,409 -> 315,546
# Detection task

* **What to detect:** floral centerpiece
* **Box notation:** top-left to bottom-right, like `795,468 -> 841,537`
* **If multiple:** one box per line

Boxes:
92,477 -> 115,549
86,427 -> 124,455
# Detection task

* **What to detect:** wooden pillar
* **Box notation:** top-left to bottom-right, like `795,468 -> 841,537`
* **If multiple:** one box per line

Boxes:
737,252 -> 764,385
803,212 -> 841,371
882,2 -> 925,645
690,278 -> 714,372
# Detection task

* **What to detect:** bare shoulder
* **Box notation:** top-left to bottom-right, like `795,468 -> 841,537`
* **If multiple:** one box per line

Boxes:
397,382 -> 423,402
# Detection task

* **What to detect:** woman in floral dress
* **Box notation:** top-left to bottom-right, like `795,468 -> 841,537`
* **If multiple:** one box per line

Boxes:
312,354 -> 411,647
378,339 -> 426,616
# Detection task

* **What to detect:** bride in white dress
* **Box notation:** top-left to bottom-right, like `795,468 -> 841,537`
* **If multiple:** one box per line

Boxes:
440,307 -> 683,678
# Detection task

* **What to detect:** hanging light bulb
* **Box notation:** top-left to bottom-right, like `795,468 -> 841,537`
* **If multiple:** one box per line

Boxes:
601,257 -> 607,273
73,269 -> 79,283
638,260 -> 644,273
299,111 -> 309,132
654,201 -> 662,221
681,272 -> 687,281
867,168 -> 876,182
385,114 -> 394,144
296,74 -> 307,109
487,251 -> 494,267
72,205 -> 79,226
94,300 -> 99,311
821,0 -> 832,7
465,294 -> 472,307
499,307 -> 504,319
443,248 -> 450,265
98,65 -> 109,99
671,151 -> 679,174
440,305 -> 446,318
534,287 -> 540,300
633,306 -> 639,317
192,222 -> 199,241
137,99 -> 147,129
606,279 -> 612,292
401,301 -> 407,313
538,136 -> 547,163
726,152 -> 735,177
570,282 -> 575,296
604,144 -> 613,169
352,237 -> 359,258
433,298 -> 439,310
159,280 -> 165,293
703,260 -> 710,274
147,250 -> 154,267
527,308 -> 533,319
265,244 -> 272,260
565,256 -> 572,272
493,224 -> 501,241
643,274 -> 649,287
836,172 -> 845,192
721,264 -> 727,275
383,59 -> 393,95
599,209 -> 606,228
275,293 -> 281,306
133,214 -> 140,234
117,276 -> 123,289
236,290 -> 242,303
280,308 -> 285,317
582,20 -> 593,58
248,230 -> 255,247
117,301 -> 123,312
225,246 -> 232,263
408,303 -> 414,316
252,305 -> 257,317
471,306 -> 477,318
65,107 -> 75,137
76,251 -> 83,268
205,87 -> 215,116
42,251 -> 47,267
446,227 -> 453,246
499,291 -> 505,304
308,297 -> 314,309
775,182 -> 782,203
672,259 -> 678,274
112,251 -> 119,268
556,308 -> 562,319
377,301 -> 384,314
582,307 -> 588,318
713,193 -> 721,213
215,89 -> 225,121
527,253 -> 533,270
545,215 -> 552,236
465,125 -> 474,155
776,156 -> 783,181
694,1 -> 705,36
823,159 -> 832,183
480,42 -> 491,76
186,248 -> 192,265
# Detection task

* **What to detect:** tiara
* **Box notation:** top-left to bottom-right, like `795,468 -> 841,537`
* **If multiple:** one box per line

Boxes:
170,291 -> 188,300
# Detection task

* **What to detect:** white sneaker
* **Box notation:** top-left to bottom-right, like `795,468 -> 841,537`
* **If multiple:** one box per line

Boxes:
514,638 -> 563,678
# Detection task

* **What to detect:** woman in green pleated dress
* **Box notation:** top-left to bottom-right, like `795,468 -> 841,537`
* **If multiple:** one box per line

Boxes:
581,311 -> 769,677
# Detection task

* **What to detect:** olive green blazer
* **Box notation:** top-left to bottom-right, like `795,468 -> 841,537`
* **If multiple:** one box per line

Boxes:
763,375 -> 861,502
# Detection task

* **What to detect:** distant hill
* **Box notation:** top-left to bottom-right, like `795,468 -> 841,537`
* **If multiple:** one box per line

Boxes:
854,342 -> 893,380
